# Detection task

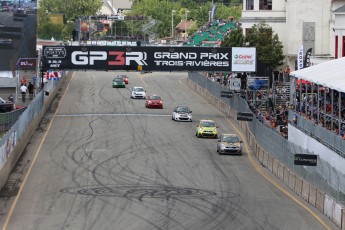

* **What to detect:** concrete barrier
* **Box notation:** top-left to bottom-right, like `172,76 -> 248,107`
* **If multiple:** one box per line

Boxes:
259,148 -> 264,163
341,209 -> 345,230
316,189 -> 325,213
267,154 -> 273,172
324,195 -> 334,220
308,185 -> 317,207
262,151 -> 268,168
288,172 -> 296,191
302,180 -> 310,201
277,162 -> 284,181
272,158 -> 279,176
294,176 -> 303,197
255,145 -> 260,158
283,166 -> 289,185
333,201 -> 343,228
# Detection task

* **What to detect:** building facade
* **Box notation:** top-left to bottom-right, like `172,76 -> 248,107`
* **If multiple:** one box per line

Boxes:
242,0 -> 345,69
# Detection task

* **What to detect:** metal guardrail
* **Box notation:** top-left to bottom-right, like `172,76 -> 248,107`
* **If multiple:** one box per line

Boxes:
288,112 -> 345,157
188,72 -> 345,205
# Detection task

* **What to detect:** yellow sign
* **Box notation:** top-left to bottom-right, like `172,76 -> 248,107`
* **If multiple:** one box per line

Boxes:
137,66 -> 142,71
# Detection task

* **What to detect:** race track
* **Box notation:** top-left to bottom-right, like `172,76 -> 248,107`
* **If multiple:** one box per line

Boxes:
0,71 -> 337,230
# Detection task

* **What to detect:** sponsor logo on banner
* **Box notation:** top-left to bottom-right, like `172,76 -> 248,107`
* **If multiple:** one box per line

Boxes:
71,51 -> 148,66
153,51 -> 229,67
44,47 -> 66,58
230,78 -> 241,91
297,45 -> 303,70
231,47 -> 256,72
16,58 -> 37,69
41,46 -> 234,71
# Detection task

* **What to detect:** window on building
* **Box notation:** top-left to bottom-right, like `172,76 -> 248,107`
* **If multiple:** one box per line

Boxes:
245,0 -> 254,10
259,0 -> 272,10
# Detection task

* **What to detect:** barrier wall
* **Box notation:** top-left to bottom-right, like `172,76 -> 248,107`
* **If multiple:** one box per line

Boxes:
186,76 -> 345,229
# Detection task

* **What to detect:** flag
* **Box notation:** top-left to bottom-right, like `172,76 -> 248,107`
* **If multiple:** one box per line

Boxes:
210,4 -> 216,22
304,48 -> 312,68
46,70 -> 61,81
297,45 -> 303,70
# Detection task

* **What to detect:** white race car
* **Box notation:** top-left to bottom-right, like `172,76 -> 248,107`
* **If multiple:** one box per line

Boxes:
131,86 -> 146,99
172,105 -> 192,122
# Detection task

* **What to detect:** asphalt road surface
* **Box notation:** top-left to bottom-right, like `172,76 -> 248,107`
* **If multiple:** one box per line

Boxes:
0,71 -> 337,230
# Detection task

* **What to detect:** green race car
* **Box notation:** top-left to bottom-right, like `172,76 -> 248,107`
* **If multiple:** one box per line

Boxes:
112,77 -> 126,88
196,119 -> 218,138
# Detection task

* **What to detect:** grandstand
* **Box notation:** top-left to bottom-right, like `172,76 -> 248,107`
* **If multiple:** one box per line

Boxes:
186,20 -> 236,47
289,57 -> 345,158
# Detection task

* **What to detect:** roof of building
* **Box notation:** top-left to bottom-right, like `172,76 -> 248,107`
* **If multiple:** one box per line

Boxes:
175,20 -> 195,31
290,57 -> 345,92
0,77 -> 17,88
113,0 -> 132,9
333,4 -> 345,13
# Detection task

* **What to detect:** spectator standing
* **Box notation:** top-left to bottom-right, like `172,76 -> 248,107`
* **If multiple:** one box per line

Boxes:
20,83 -> 27,103
21,76 -> 27,85
8,94 -> 14,102
284,65 -> 291,81
340,126 -> 345,140
28,82 -> 34,100
279,69 -> 284,82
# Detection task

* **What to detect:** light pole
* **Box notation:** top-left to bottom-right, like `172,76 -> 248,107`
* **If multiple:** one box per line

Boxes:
171,10 -> 176,39
185,9 -> 190,42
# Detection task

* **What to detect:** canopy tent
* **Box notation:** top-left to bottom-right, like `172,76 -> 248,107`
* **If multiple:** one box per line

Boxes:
290,57 -> 345,93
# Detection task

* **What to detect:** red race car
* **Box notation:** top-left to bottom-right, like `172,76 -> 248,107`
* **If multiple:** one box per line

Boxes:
117,74 -> 128,84
145,95 -> 163,109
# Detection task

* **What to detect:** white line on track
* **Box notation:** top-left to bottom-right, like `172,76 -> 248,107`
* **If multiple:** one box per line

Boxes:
56,113 -> 172,117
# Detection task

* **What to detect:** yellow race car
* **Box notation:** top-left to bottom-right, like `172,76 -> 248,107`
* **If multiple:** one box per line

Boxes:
196,120 -> 218,138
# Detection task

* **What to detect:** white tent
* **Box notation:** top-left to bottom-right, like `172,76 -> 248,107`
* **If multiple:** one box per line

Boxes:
290,57 -> 345,92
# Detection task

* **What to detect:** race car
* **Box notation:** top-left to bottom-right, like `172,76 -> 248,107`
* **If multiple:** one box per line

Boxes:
131,86 -> 146,99
196,120 -> 218,138
145,95 -> 163,109
117,74 -> 128,84
172,105 -> 192,121
216,133 -> 242,155
112,77 -> 125,88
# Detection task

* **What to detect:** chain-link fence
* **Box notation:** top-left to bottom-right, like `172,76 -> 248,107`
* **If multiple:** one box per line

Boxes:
189,72 -> 345,205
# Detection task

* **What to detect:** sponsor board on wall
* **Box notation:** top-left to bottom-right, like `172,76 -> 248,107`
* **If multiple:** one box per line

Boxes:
42,46 -> 234,72
231,47 -> 256,72
0,27 -> 22,39
229,78 -> 241,91
294,154 -> 317,166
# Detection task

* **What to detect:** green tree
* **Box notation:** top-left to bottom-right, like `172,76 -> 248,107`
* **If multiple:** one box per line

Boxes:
39,0 -> 102,21
245,23 -> 285,70
221,27 -> 244,47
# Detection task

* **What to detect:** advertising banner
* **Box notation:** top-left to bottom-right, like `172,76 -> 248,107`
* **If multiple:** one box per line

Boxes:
304,48 -> 312,68
42,46 -> 234,72
297,45 -> 304,70
210,4 -> 216,22
294,153 -> 317,166
231,47 -> 256,72
0,27 -> 22,39
16,58 -> 37,69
